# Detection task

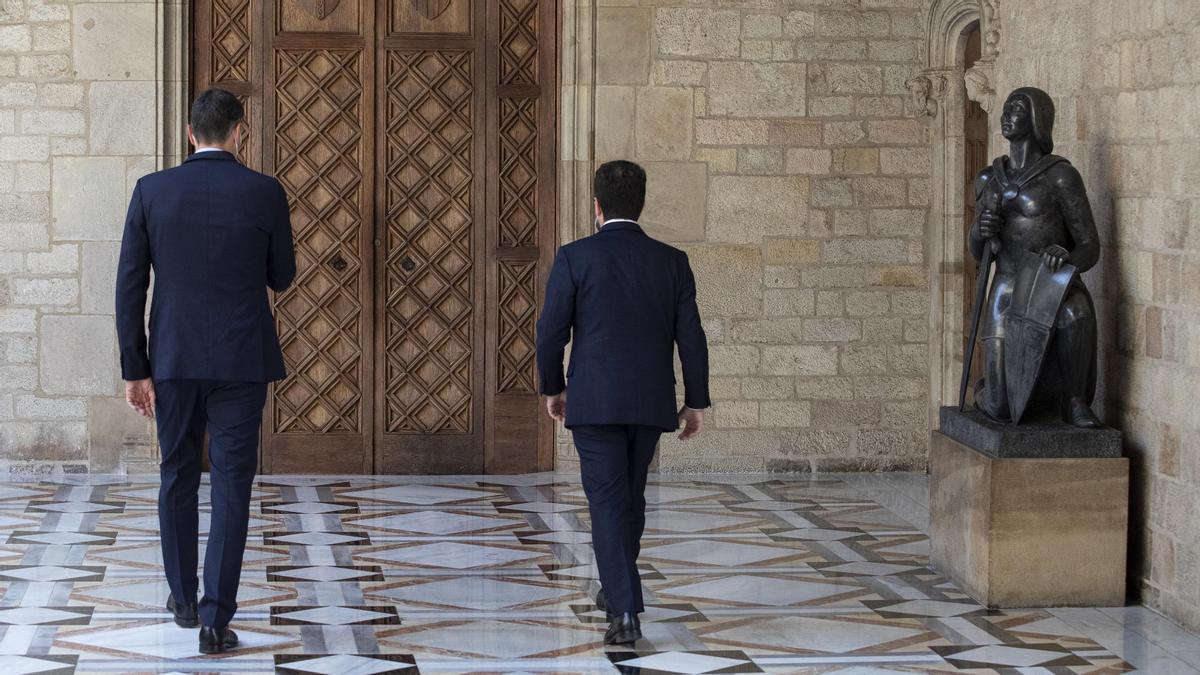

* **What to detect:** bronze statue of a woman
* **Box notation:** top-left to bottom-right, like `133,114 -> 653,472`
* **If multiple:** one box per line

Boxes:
967,87 -> 1102,428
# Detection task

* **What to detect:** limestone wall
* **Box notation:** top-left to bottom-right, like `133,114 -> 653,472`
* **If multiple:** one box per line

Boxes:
991,0 -> 1200,632
561,1 -> 933,472
0,1 -> 179,476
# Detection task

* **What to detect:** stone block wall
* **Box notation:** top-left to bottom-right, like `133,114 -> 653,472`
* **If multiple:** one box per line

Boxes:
0,0 -> 172,476
992,0 -> 1200,633
4,0 -> 934,477
560,1 -> 933,472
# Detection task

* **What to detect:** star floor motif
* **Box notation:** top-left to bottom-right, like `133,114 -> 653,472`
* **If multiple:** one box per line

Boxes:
0,473 -> 1170,673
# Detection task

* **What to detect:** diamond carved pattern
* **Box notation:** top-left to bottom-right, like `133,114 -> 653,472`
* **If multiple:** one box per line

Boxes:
384,50 -> 475,433
499,97 -> 537,248
236,95 -> 255,169
211,0 -> 252,82
499,0 -> 537,85
273,49 -> 365,434
498,260 -> 537,393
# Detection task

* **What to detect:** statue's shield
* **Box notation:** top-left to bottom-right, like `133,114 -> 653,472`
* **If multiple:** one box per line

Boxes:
1004,250 -> 1076,424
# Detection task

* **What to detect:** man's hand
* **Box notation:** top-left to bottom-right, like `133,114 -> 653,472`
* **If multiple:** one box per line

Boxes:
677,407 -> 704,440
125,378 -> 156,419
545,391 -> 567,423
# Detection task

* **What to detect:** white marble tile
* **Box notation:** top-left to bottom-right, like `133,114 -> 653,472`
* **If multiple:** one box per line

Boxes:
0,566 -> 95,582
644,510 -> 758,533
343,485 -> 496,505
0,655 -> 75,675
351,510 -> 522,535
613,650 -> 752,674
664,575 -> 862,607
272,532 -> 364,546
278,653 -> 411,674
389,620 -> 596,658
275,606 -> 393,625
371,577 -> 571,610
12,531 -> 109,545
644,540 -> 794,566
706,615 -> 924,653
360,541 -> 540,569
59,620 -> 294,658
273,566 -> 379,582
0,607 -> 88,625
950,645 -> 1075,667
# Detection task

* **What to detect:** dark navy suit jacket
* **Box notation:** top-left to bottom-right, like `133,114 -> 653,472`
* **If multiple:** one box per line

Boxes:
536,220 -> 711,431
115,151 -> 296,383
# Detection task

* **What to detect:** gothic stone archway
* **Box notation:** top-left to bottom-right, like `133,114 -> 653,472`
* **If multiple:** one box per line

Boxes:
919,0 -> 1000,423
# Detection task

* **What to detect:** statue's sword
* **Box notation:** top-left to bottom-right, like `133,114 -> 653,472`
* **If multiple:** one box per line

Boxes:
958,193 -> 1004,412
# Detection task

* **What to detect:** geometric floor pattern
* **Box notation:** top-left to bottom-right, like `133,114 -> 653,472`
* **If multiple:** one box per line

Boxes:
0,472 -> 1182,673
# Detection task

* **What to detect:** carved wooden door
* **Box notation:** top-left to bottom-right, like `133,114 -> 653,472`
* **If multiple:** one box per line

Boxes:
192,0 -> 556,474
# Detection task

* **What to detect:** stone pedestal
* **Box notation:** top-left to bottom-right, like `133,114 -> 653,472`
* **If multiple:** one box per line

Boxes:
930,412 -> 1128,608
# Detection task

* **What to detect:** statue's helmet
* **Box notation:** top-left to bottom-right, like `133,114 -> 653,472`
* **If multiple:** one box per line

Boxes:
1006,87 -> 1055,154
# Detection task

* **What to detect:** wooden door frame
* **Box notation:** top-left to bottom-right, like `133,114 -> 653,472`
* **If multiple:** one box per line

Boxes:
186,0 -> 560,474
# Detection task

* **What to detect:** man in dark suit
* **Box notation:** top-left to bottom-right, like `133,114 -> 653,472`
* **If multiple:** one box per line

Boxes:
536,160 -> 710,645
115,88 -> 295,653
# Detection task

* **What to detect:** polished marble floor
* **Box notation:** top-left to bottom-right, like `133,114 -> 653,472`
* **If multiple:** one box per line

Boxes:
0,472 -> 1197,674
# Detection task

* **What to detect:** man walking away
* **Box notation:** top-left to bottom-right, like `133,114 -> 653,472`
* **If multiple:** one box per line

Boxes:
115,88 -> 295,654
536,160 -> 711,645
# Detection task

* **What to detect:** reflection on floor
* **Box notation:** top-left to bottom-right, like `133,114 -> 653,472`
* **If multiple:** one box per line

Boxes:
0,473 -> 1197,674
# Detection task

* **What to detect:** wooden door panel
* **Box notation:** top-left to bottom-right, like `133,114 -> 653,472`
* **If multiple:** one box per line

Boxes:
194,0 -> 261,169
496,259 -> 537,393
498,0 -> 538,87
266,46 -> 371,472
194,0 -> 554,474
210,0 -> 253,82
377,46 -> 483,473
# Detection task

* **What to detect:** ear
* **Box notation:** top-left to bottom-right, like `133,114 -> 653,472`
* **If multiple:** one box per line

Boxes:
187,124 -> 197,149
593,197 -> 602,220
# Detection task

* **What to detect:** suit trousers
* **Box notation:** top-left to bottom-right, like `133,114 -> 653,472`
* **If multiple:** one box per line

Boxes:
571,424 -> 662,614
155,379 -> 265,628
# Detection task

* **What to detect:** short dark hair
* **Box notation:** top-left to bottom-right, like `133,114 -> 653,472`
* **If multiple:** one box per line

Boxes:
190,88 -> 244,144
593,160 -> 646,221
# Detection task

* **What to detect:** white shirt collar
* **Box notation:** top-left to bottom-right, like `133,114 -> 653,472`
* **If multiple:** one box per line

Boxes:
194,147 -> 225,153
601,218 -> 639,228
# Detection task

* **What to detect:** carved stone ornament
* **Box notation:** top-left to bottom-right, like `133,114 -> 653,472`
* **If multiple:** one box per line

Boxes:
981,0 -> 1001,58
412,0 -> 452,20
907,71 -> 948,117
964,61 -> 997,113
298,0 -> 343,20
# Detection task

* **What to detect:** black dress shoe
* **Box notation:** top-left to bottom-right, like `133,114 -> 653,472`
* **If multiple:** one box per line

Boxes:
199,626 -> 239,654
166,595 -> 198,628
604,612 -> 641,645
